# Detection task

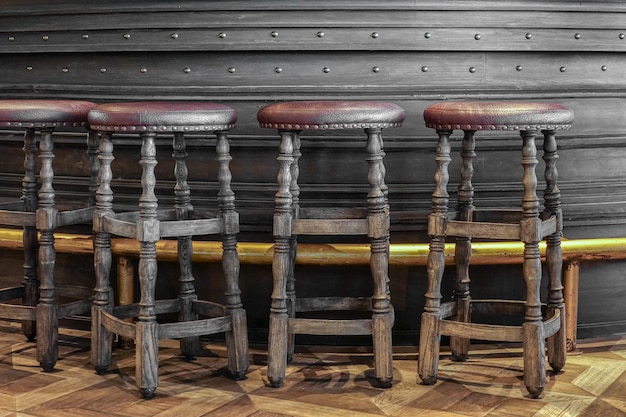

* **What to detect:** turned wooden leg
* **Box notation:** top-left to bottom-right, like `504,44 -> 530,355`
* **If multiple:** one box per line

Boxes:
286,131 -> 300,363
216,131 -> 248,379
136,132 -> 160,399
172,132 -> 199,360
21,128 -> 38,342
35,128 -> 58,372
92,131 -> 115,375
451,130 -> 475,362
365,128 -> 393,387
419,129 -> 452,385
267,129 -> 295,388
542,129 -> 567,372
520,130 -> 546,398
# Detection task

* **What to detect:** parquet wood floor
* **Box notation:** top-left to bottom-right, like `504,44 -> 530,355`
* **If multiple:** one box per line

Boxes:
1,320 -> 625,416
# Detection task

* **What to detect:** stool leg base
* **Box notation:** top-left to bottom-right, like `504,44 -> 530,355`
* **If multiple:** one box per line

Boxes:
547,304 -> 567,373
226,308 -> 249,380
36,303 -> 58,372
418,312 -> 441,385
372,312 -> 393,388
523,321 -> 546,399
267,314 -> 288,388
91,306 -> 113,375
136,321 -> 159,400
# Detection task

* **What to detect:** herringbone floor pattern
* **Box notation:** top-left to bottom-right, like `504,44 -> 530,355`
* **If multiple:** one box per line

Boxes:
1,321 -> 625,416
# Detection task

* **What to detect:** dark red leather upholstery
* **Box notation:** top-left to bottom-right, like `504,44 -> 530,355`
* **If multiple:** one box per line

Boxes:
257,101 -> 405,130
88,102 -> 237,132
0,100 -> 97,127
424,101 -> 574,131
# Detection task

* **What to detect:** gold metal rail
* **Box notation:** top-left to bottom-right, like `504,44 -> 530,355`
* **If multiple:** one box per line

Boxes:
2,227 -> 625,351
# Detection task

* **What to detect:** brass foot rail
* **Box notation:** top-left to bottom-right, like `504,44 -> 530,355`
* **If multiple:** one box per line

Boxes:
2,227 -> 624,351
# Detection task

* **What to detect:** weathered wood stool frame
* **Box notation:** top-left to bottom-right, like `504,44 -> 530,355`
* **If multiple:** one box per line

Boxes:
258,101 -> 405,388
418,101 -> 574,398
0,99 -> 98,371
89,102 -> 248,399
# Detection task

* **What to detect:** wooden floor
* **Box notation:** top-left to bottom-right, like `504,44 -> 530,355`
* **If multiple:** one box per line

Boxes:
1,321 -> 626,417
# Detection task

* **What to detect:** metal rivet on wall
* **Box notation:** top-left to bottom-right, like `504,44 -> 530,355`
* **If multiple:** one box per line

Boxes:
317,31 -> 324,38
601,65 -> 608,71
26,66 -> 33,71
140,67 -> 148,73
421,66 -> 428,72
560,66 -> 566,72
424,32 -> 431,39
82,34 -> 89,40
474,33 -> 481,40
228,67 -> 236,73
372,66 -> 380,73
525,33 -> 532,39
620,33 -> 625,40
8,36 -> 15,42
271,31 -> 279,37
371,32 -> 379,38
171,33 -> 179,39
183,67 -> 191,73
275,67 -> 282,73
99,68 -> 107,73
516,65 -> 523,71
219,32 -> 227,38
322,67 -> 330,73
469,67 -> 476,73
123,33 -> 131,39
574,33 -> 581,39
62,68 -> 69,73
42,35 -> 49,41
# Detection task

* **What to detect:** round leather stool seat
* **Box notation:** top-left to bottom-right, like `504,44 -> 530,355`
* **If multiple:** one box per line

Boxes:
423,101 -> 574,131
257,100 -> 405,129
0,99 -> 96,127
0,99 -> 98,372
88,101 -> 237,131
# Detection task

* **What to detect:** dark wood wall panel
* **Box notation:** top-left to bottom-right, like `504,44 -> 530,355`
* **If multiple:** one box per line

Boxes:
0,0 -> 624,342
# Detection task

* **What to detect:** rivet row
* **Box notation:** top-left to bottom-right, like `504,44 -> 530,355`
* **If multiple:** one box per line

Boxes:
3,31 -> 626,43
17,65 -> 616,74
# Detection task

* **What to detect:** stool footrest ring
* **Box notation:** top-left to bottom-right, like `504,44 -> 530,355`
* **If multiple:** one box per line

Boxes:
102,299 -> 234,340
439,299 -> 562,342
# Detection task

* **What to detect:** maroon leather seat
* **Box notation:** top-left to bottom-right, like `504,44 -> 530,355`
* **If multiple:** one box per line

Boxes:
0,99 -> 98,373
0,99 -> 97,127
419,100 -> 573,398
257,100 -> 405,129
88,101 -> 247,399
258,100 -> 404,389
88,101 -> 237,131
423,101 -> 573,131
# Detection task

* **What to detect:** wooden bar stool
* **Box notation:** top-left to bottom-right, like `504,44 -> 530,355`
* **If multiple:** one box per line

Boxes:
418,101 -> 574,398
0,99 -> 98,371
257,100 -> 405,388
88,102 -> 248,399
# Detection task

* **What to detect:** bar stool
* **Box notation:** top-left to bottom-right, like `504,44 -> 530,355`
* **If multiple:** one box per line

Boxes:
0,99 -> 98,371
257,100 -> 405,388
88,102 -> 248,399
418,101 -> 574,398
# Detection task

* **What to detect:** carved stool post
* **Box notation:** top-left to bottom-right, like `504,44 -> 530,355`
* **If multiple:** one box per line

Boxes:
0,99 -> 98,371
418,101 -> 573,398
88,102 -> 249,399
257,101 -> 405,388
